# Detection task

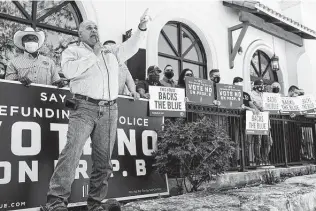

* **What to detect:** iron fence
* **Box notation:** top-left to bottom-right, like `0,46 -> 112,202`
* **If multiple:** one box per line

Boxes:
185,103 -> 316,171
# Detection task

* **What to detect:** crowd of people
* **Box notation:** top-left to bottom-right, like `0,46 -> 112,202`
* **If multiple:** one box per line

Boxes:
0,19 -> 312,167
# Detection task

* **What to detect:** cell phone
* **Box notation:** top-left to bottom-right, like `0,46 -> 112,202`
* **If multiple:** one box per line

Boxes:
65,99 -> 78,110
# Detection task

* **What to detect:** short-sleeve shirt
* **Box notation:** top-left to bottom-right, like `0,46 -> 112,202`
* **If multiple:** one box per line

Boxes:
243,91 -> 251,107
136,79 -> 163,93
5,53 -> 60,85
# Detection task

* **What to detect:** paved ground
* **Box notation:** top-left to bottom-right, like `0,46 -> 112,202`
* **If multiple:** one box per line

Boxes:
122,174 -> 316,211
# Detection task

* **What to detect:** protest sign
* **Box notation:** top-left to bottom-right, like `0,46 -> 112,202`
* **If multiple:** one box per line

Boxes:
149,86 -> 186,117
185,77 -> 214,105
216,84 -> 243,109
262,93 -> 281,114
298,94 -> 316,114
280,97 -> 302,115
246,111 -> 269,135
0,80 -> 169,210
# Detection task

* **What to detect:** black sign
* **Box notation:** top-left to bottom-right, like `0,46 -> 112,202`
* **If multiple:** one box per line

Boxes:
216,83 -> 243,109
0,80 -> 168,210
185,77 -> 214,105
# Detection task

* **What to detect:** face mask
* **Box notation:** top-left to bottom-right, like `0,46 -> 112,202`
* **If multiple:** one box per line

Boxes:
257,86 -> 263,92
149,75 -> 160,82
24,42 -> 39,53
212,76 -> 220,83
272,87 -> 280,93
165,72 -> 174,79
235,82 -> 243,86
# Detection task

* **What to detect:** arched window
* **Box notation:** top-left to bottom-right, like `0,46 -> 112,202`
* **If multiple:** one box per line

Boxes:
158,21 -> 207,84
0,1 -> 82,76
250,50 -> 278,91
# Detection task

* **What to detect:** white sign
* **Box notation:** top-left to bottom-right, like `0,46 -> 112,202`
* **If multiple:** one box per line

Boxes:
298,94 -> 316,114
149,86 -> 186,117
246,111 -> 269,135
262,93 -> 281,114
280,97 -> 302,115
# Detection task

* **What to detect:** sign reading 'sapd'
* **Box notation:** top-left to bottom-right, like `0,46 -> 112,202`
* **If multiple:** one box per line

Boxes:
246,111 -> 269,135
149,86 -> 186,117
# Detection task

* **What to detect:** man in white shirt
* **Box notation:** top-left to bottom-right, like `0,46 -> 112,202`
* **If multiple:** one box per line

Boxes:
43,9 -> 150,211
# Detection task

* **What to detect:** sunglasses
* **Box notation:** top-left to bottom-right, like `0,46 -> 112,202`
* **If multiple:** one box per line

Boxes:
185,73 -> 193,77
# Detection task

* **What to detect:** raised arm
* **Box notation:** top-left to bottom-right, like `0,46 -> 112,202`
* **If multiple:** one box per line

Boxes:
107,8 -> 150,62
61,47 -> 97,79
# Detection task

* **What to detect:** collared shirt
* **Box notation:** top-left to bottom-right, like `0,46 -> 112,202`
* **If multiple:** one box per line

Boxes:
250,90 -> 263,110
160,76 -> 175,87
5,52 -> 60,85
61,28 -> 146,101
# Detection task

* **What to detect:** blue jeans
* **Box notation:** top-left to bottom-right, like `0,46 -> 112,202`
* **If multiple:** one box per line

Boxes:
45,99 -> 118,211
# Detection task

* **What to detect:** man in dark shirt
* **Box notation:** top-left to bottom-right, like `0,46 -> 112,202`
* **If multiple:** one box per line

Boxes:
233,77 -> 260,166
137,65 -> 163,99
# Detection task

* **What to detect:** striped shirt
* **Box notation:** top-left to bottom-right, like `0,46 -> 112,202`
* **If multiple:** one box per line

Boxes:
5,52 -> 60,85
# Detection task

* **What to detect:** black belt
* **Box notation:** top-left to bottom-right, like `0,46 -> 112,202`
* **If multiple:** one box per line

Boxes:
74,94 -> 116,106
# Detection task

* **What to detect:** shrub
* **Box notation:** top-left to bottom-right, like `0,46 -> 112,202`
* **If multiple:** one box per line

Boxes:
153,116 -> 236,192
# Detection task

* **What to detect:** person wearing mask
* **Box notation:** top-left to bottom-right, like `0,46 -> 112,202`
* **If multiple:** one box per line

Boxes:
249,79 -> 265,165
103,40 -> 139,100
209,69 -> 221,106
160,65 -> 176,87
233,77 -> 258,113
177,68 -> 194,88
287,85 -> 305,163
271,82 -> 281,94
137,65 -> 163,99
5,27 -> 65,88
288,85 -> 304,97
233,77 -> 259,166
43,9 -> 150,211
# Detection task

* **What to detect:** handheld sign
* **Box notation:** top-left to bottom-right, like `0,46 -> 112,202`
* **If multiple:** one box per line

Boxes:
298,94 -> 316,114
216,83 -> 243,109
246,111 -> 269,135
280,97 -> 302,115
262,93 -> 281,114
149,86 -> 186,117
185,77 -> 214,105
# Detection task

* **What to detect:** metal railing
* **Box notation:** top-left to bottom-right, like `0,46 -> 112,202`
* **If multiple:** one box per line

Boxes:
185,103 -> 316,171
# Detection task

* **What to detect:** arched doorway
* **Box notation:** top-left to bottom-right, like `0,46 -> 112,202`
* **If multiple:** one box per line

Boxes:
0,1 -> 83,77
250,50 -> 278,92
158,21 -> 207,84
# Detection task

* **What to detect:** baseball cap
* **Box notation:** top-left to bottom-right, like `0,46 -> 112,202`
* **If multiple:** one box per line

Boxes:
147,65 -> 162,73
254,79 -> 264,86
233,77 -> 243,84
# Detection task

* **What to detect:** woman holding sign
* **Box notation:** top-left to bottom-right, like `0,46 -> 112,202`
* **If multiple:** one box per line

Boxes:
177,68 -> 194,89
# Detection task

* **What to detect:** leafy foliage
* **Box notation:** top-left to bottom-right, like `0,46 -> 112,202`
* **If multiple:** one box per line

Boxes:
0,1 -> 79,73
153,116 -> 236,192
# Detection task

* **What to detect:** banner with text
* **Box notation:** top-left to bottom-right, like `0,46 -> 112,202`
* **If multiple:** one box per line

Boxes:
280,97 -> 302,115
299,95 -> 316,114
246,111 -> 269,135
216,84 -> 243,109
262,93 -> 282,114
0,81 -> 168,210
149,86 -> 186,117
185,77 -> 214,105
